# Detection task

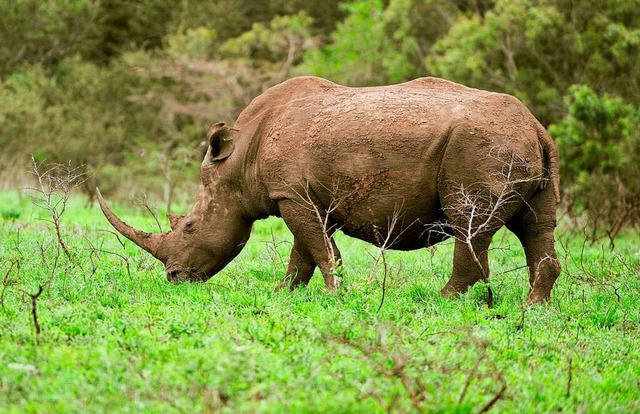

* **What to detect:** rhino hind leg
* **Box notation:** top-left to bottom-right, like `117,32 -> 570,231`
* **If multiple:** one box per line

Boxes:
436,191 -> 510,298
279,239 -> 316,290
518,230 -> 560,304
278,199 -> 343,291
441,231 -> 494,298
506,184 -> 561,304
437,180 -> 527,299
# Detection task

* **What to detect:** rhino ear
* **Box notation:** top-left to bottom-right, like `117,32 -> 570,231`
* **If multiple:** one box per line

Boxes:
167,213 -> 186,231
207,122 -> 237,161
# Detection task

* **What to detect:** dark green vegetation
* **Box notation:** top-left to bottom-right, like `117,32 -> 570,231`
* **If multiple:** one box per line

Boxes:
1,191 -> 639,412
1,0 -> 638,239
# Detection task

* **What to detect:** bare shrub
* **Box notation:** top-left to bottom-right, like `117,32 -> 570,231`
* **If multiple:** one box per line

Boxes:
369,203 -> 417,313
287,180 -> 348,288
330,326 -> 507,412
17,243 -> 61,339
27,158 -> 87,261
131,192 -> 164,233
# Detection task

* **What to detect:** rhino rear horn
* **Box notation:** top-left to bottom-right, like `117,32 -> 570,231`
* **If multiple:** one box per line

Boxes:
167,213 -> 185,231
96,188 -> 168,262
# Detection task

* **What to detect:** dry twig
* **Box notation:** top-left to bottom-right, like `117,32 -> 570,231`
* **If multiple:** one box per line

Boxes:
0,259 -> 18,313
132,193 -> 164,233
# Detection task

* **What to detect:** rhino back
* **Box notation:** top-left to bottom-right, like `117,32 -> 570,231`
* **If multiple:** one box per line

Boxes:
245,77 -> 542,248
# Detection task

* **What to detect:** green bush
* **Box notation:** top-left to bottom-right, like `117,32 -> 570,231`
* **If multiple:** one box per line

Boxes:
550,85 -> 640,241
0,55 -> 201,201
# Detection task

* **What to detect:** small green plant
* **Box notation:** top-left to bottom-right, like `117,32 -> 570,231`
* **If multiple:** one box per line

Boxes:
1,209 -> 21,221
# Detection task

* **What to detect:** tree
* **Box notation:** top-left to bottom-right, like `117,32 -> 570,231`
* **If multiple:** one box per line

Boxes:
428,0 -> 640,125
0,0 -> 101,76
301,0 -> 464,86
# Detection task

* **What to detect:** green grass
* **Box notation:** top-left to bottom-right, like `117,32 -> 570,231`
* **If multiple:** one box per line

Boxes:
1,190 -> 639,413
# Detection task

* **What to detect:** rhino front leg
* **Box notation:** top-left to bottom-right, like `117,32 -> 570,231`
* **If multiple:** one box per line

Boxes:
278,199 -> 342,290
279,238 -> 316,290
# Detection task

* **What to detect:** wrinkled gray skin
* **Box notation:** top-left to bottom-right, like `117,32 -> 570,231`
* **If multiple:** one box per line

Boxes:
99,76 -> 561,304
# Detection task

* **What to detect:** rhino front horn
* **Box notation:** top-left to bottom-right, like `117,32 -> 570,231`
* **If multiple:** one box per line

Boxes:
96,188 -> 167,262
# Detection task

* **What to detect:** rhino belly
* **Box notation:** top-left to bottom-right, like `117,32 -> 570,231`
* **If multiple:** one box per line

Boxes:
328,189 -> 450,251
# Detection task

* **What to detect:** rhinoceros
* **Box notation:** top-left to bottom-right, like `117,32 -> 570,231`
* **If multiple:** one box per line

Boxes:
98,76 -> 561,304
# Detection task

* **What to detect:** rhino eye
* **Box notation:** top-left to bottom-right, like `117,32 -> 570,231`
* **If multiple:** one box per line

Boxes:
184,220 -> 196,233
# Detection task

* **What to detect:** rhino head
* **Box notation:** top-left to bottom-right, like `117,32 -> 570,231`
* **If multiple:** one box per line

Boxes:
98,123 -> 252,283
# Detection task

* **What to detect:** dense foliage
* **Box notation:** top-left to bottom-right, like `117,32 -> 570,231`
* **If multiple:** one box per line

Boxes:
550,85 -> 640,241
1,0 -> 638,232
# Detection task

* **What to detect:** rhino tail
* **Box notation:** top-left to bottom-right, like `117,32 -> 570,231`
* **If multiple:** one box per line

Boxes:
536,124 -> 561,204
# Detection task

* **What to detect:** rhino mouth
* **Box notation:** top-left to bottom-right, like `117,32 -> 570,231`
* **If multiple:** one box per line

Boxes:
165,244 -> 247,283
165,267 -> 209,283
165,257 -> 232,283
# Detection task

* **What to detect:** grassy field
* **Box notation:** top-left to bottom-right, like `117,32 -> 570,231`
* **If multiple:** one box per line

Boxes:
0,190 -> 639,413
